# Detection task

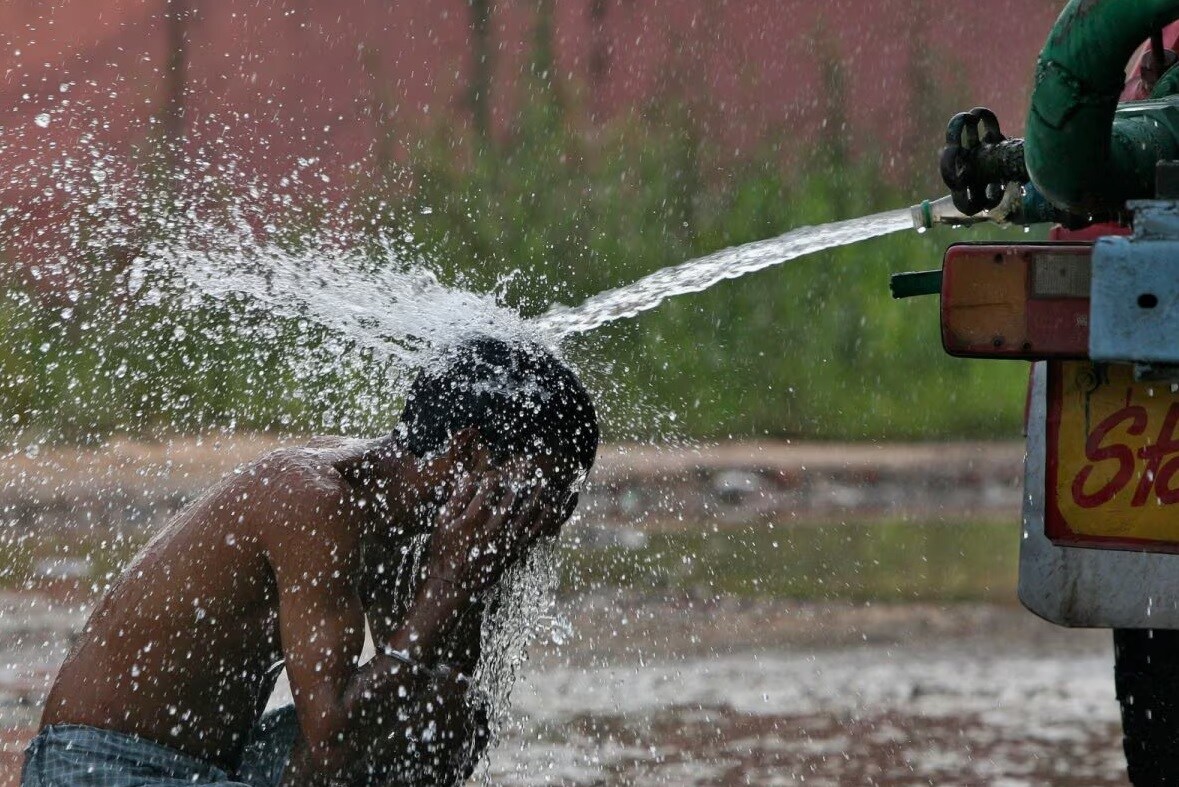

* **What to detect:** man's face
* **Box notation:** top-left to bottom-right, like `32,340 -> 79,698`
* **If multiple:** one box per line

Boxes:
498,451 -> 586,539
412,435 -> 585,541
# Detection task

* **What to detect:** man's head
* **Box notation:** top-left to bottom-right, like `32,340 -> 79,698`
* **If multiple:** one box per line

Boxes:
398,337 -> 599,515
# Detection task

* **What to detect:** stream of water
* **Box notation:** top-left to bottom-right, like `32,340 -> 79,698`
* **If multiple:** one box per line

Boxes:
535,208 -> 913,337
116,159 -> 914,419
141,207 -> 915,354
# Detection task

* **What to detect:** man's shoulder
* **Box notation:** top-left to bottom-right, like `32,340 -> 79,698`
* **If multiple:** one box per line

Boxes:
242,446 -> 373,586
245,436 -> 377,488
241,446 -> 367,538
303,435 -> 377,458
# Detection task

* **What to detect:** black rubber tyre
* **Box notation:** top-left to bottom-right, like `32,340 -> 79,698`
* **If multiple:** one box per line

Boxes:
1115,628 -> 1179,785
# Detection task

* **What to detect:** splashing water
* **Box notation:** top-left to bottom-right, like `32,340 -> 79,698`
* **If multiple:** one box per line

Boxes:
133,204 -> 914,403
535,209 -> 914,337
0,102 -> 924,781
124,207 -> 915,442
471,540 -> 562,768
138,210 -> 919,389
2,101 -> 913,433
0,105 -> 554,437
134,224 -> 538,368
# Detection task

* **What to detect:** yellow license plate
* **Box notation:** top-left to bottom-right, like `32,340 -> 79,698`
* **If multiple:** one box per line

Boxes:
1047,361 -> 1179,552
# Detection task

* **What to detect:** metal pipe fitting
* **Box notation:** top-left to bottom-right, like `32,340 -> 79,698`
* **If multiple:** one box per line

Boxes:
911,184 -> 1084,232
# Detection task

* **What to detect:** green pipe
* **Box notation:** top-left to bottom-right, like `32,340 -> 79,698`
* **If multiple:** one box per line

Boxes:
1025,0 -> 1179,214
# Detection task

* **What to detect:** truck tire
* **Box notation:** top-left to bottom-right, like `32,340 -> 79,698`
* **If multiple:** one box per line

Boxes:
1115,628 -> 1179,785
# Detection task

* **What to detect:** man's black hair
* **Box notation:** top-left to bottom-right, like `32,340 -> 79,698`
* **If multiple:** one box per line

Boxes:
400,337 -> 599,474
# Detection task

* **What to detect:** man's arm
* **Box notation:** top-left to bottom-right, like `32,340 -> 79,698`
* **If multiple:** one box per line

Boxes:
279,576 -> 486,786
354,472 -> 563,786
350,589 -> 492,786
264,457 -> 547,785
356,542 -> 489,786
360,538 -> 485,674
258,461 -> 474,784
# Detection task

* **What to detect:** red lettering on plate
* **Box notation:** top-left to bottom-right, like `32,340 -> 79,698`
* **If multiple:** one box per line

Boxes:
1071,391 -> 1147,509
1136,403 -> 1179,506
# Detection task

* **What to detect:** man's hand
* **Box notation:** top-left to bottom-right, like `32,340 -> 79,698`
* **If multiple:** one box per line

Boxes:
425,469 -> 552,595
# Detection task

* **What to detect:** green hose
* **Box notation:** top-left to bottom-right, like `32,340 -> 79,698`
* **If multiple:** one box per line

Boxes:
1025,0 -> 1179,214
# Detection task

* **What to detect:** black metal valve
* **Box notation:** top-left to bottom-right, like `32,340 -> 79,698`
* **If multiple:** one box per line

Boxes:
940,107 -> 1029,216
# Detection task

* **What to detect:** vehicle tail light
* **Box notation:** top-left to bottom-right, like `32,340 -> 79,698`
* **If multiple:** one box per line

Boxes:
941,243 -> 1092,360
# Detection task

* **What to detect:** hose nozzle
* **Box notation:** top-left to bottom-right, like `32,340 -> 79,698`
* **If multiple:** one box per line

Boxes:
911,195 -> 995,231
913,184 -> 1095,232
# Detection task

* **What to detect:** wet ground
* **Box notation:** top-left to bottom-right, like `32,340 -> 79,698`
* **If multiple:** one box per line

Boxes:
0,588 -> 1124,786
0,439 -> 1131,785
483,594 -> 1124,786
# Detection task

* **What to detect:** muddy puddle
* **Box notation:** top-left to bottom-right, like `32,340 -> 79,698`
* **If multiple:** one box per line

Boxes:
478,594 -> 1123,786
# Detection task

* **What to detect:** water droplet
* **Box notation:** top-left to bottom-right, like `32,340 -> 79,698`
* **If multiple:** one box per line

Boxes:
34,113 -> 50,128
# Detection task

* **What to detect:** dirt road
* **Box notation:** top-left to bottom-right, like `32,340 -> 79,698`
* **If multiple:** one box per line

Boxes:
0,437 -> 1023,537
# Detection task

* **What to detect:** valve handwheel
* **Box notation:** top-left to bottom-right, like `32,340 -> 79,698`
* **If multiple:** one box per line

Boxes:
941,107 -> 1029,217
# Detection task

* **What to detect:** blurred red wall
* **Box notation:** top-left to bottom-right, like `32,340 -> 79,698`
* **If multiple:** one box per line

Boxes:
0,0 -> 1065,264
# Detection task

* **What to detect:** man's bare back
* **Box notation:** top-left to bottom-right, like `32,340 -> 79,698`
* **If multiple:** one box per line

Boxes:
43,440 -> 377,771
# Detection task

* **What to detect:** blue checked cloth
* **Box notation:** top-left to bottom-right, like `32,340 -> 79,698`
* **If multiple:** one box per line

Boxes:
20,705 -> 299,787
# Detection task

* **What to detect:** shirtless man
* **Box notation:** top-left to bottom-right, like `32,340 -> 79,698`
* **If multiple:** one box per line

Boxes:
21,337 -> 599,786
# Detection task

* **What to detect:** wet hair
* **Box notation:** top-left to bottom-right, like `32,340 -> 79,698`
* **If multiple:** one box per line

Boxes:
399,337 -> 599,476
